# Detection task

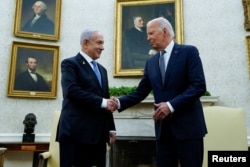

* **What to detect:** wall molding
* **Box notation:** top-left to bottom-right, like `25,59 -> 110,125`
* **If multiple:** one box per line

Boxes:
0,133 -> 249,147
0,133 -> 50,143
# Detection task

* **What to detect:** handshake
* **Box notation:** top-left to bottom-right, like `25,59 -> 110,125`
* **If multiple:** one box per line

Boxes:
106,97 -> 119,112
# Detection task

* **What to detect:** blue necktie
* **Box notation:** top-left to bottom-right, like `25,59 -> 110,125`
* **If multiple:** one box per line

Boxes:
159,50 -> 166,84
91,61 -> 102,87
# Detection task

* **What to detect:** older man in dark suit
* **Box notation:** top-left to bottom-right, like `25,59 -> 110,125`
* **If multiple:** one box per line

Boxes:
115,17 -> 207,167
123,16 -> 152,69
56,29 -> 117,167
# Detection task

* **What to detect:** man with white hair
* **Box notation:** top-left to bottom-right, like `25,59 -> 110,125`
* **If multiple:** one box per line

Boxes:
22,1 -> 54,34
116,17 -> 207,167
123,16 -> 152,69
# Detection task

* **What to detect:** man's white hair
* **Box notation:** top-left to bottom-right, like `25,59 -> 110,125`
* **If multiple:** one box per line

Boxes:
32,1 -> 47,11
147,17 -> 175,39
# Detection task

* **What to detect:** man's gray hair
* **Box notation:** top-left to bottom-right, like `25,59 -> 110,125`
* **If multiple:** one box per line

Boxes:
80,29 -> 98,45
133,16 -> 140,23
33,1 -> 47,11
148,17 -> 175,39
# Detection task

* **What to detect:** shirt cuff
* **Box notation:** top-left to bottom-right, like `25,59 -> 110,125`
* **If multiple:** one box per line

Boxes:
101,98 -> 107,108
109,130 -> 116,134
167,102 -> 174,113
117,99 -> 121,109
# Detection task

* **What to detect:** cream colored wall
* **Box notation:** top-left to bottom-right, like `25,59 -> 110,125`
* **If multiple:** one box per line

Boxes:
0,0 -> 250,166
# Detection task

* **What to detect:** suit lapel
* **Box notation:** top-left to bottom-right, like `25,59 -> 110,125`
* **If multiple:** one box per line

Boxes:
76,53 -> 103,89
163,43 -> 180,86
76,53 -> 92,73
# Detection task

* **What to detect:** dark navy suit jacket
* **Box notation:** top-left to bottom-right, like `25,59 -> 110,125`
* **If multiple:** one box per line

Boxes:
22,14 -> 54,35
56,53 -> 116,144
118,43 -> 207,140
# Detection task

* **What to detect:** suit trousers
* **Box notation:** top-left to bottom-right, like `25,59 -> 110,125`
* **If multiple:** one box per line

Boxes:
59,141 -> 107,167
156,136 -> 204,167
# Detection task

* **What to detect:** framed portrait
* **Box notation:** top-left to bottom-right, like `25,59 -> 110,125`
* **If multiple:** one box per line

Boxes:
114,0 -> 183,77
7,41 -> 60,98
243,0 -> 250,31
13,0 -> 62,41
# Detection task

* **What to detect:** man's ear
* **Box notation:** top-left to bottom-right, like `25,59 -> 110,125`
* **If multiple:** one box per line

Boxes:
83,39 -> 89,45
163,27 -> 168,34
82,39 -> 89,49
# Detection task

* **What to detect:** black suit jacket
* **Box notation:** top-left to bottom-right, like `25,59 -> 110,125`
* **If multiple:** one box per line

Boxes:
22,13 -> 54,35
14,70 -> 50,92
125,27 -> 151,54
56,53 -> 115,144
118,43 -> 207,140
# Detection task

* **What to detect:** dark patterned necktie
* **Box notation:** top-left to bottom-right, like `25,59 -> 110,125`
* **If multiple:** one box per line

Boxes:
159,50 -> 166,84
91,61 -> 102,87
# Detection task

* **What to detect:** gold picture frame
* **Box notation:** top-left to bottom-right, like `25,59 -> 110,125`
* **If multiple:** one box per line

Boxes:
13,0 -> 61,41
246,36 -> 250,73
114,0 -> 183,77
7,41 -> 60,98
243,0 -> 250,30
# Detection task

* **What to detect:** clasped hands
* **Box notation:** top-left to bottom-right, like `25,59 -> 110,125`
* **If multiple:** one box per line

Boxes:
153,102 -> 171,120
106,97 -> 118,112
106,99 -> 171,120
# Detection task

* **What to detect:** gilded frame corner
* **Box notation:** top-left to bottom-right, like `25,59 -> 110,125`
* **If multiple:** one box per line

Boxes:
13,0 -> 62,41
243,0 -> 250,31
246,36 -> 250,73
7,41 -> 60,99
114,0 -> 184,77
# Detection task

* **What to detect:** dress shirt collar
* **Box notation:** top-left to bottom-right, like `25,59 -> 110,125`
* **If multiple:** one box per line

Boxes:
33,14 -> 41,20
163,40 -> 174,54
28,69 -> 35,73
135,27 -> 142,32
79,51 -> 95,67
28,69 -> 38,82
